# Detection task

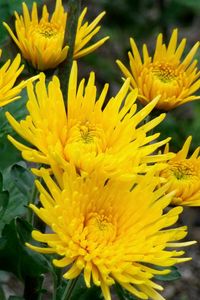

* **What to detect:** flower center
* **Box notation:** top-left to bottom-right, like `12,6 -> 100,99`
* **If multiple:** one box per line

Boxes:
64,121 -> 106,162
68,122 -> 99,144
85,212 -> 116,244
152,64 -> 177,83
34,22 -> 60,39
79,124 -> 95,144
170,161 -> 199,180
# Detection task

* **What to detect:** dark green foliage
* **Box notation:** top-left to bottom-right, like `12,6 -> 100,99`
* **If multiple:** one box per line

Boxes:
0,160 -> 35,236
10,163 -> 35,197
70,283 -> 103,300
0,217 -> 53,280
56,275 -> 103,300
0,285 -> 6,300
0,173 -> 9,219
155,266 -> 181,281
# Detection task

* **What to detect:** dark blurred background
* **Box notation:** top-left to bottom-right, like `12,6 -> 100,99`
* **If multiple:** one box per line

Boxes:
0,0 -> 200,299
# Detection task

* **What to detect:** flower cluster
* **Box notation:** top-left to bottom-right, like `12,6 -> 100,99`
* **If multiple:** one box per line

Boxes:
0,1 -> 200,300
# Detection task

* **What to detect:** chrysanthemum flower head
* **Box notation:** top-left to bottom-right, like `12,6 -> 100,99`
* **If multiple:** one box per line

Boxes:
160,136 -> 200,206
26,167 -> 195,300
6,61 -> 173,184
0,50 -> 37,107
3,1 -> 109,70
117,29 -> 200,111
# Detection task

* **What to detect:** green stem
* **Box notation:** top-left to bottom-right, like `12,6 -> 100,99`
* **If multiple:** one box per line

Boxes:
58,0 -> 81,104
27,181 -> 39,225
52,267 -> 63,300
61,277 -> 79,300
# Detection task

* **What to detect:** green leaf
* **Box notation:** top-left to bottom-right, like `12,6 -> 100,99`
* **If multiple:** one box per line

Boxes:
0,165 -> 30,235
0,190 -> 9,218
0,172 -> 9,218
0,285 -> 6,300
0,217 -> 54,280
10,163 -> 35,197
0,2 -> 10,45
154,266 -> 181,281
0,138 -> 21,172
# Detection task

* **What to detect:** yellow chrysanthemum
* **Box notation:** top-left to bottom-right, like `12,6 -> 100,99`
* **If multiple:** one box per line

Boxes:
117,29 -> 200,111
26,167 -> 195,300
160,136 -> 200,206
6,61 -> 173,184
0,50 -> 36,107
3,1 -> 108,70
